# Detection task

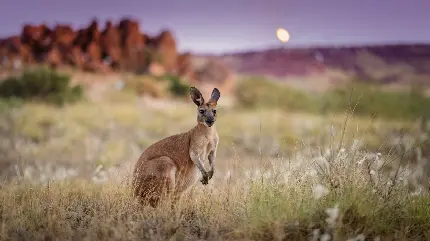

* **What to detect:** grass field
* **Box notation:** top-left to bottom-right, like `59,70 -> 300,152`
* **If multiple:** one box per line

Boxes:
1,73 -> 430,240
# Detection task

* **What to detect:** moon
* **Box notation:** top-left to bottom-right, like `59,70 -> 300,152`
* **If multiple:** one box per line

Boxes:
276,28 -> 290,43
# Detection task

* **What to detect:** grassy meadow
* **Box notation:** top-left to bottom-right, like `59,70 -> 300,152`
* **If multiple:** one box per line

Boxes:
0,69 -> 430,240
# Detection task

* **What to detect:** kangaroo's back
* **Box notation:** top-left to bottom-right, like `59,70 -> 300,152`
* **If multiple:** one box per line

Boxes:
137,131 -> 192,168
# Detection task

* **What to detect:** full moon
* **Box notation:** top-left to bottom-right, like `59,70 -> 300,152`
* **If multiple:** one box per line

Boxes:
276,28 -> 290,43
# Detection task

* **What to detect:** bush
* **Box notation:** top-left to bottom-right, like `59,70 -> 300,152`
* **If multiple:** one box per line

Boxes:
164,74 -> 190,97
0,67 -> 83,106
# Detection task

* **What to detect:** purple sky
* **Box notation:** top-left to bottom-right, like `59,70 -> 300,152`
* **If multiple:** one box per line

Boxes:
0,0 -> 429,54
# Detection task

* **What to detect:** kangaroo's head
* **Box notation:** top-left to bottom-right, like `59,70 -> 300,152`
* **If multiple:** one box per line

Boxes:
190,87 -> 221,127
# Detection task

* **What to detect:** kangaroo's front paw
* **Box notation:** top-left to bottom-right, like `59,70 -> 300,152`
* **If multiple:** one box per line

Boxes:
200,172 -> 209,185
207,169 -> 214,180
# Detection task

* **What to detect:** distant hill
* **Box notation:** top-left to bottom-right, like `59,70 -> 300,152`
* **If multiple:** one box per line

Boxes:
216,44 -> 430,86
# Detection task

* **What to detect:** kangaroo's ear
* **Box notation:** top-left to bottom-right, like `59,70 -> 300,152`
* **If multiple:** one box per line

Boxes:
190,87 -> 204,106
207,88 -> 220,107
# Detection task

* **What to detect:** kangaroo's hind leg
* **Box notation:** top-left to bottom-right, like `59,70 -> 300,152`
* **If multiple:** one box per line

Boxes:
132,156 -> 177,208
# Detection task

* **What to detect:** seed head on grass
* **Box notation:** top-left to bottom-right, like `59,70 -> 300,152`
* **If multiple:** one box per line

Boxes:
312,183 -> 329,200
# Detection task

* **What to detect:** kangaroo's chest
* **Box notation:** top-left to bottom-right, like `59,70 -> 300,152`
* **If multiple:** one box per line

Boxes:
204,135 -> 218,155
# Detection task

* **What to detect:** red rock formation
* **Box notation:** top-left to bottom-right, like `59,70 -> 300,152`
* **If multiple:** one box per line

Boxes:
152,30 -> 178,73
21,24 -> 50,45
86,41 -> 102,62
21,24 -> 52,62
117,18 -> 145,71
52,24 -> 76,47
177,52 -> 195,81
67,46 -> 85,68
45,45 -> 62,67
101,20 -> 122,68
0,17 -> 234,91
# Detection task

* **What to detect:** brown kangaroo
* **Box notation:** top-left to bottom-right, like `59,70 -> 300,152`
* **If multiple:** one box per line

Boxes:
132,86 -> 220,207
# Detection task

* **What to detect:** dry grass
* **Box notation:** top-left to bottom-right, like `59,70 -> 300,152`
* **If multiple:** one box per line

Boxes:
1,143 -> 430,240
1,87 -> 430,240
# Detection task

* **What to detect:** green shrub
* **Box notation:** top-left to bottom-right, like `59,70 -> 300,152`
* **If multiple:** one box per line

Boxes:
0,67 -> 84,106
164,75 -> 190,97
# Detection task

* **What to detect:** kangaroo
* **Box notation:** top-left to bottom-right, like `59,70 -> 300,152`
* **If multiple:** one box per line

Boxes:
132,86 -> 220,208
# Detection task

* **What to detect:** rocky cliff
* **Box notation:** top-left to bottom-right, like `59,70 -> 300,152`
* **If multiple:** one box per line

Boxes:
0,18 -> 232,91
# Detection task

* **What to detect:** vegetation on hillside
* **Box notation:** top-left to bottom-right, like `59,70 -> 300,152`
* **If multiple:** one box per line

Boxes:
235,76 -> 430,121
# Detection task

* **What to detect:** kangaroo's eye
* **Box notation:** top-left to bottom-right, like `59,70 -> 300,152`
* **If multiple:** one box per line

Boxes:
199,109 -> 204,114
212,109 -> 217,114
